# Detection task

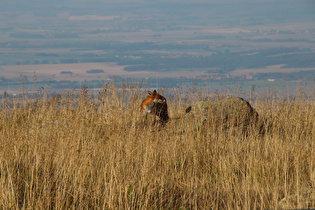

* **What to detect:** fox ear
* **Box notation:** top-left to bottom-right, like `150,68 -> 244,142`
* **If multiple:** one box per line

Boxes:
148,91 -> 153,96
153,90 -> 157,93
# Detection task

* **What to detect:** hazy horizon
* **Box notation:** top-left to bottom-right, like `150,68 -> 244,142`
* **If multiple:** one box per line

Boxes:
1,0 -> 315,88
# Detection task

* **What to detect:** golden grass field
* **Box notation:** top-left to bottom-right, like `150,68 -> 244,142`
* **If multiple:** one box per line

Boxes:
0,82 -> 314,209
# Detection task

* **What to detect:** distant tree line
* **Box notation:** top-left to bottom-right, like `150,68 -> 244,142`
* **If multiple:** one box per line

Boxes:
86,69 -> 104,74
254,70 -> 315,81
10,32 -> 79,39
4,42 -> 315,75
121,47 -> 315,72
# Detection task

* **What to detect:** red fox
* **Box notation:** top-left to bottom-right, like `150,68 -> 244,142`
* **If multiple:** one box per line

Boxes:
141,90 -> 169,124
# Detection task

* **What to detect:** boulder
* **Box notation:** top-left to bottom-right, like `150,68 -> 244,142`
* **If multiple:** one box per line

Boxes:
186,97 -> 259,132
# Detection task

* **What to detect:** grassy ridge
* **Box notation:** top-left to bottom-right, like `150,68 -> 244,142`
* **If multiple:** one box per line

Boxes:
0,84 -> 314,209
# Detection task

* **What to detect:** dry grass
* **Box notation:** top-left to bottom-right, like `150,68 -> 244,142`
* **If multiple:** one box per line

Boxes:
0,82 -> 314,209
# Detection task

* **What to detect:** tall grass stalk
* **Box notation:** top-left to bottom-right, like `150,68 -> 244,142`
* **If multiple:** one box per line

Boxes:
0,83 -> 314,209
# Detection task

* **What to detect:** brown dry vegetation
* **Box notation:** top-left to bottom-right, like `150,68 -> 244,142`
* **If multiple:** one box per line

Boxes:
0,82 -> 314,209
